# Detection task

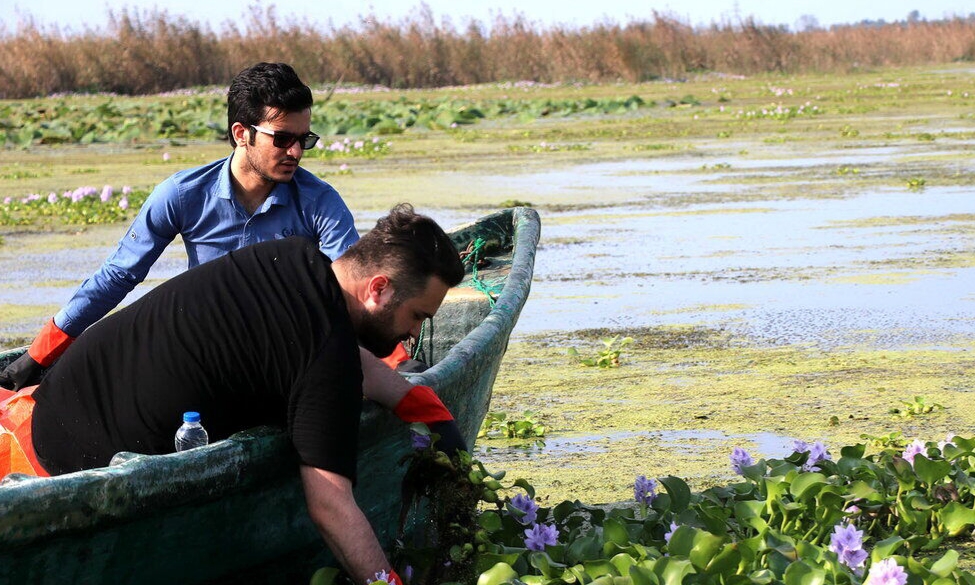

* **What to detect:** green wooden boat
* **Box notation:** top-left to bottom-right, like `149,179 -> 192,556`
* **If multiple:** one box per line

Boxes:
0,207 -> 540,584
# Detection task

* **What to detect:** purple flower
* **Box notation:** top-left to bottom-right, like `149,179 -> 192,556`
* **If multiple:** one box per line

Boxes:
804,441 -> 831,471
367,569 -> 399,585
2,196 -> 10,204
100,185 -> 113,202
902,439 -> 926,466
938,434 -> 955,453
410,430 -> 431,450
47,192 -> 58,204
122,185 -> 132,195
664,521 -> 679,543
730,447 -> 754,475
524,523 -> 558,551
792,439 -> 809,453
864,558 -> 908,585
830,522 -> 867,573
634,475 -> 658,506
830,522 -> 864,553
119,196 -> 129,210
841,548 -> 869,573
509,493 -> 538,525
162,152 -> 170,161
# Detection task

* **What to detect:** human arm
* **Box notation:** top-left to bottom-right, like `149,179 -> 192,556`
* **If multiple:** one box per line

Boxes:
0,319 -> 73,390
300,465 -> 399,584
53,182 -> 182,337
0,184 -> 181,389
359,347 -> 467,456
298,178 -> 359,261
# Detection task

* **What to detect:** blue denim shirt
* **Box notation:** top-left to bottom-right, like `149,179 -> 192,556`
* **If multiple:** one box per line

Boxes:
54,155 -> 359,337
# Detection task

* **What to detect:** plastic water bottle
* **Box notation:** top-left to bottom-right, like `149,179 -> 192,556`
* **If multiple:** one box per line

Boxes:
174,411 -> 209,452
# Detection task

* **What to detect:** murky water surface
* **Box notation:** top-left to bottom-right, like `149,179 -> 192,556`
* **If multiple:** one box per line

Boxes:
1,145 -> 971,350
496,157 -> 973,349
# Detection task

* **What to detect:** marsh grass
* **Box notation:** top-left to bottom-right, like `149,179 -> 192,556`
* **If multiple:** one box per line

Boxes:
2,6 -> 975,97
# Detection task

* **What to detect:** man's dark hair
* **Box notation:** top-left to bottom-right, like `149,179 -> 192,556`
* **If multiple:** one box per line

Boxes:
343,203 -> 465,300
226,62 -> 313,147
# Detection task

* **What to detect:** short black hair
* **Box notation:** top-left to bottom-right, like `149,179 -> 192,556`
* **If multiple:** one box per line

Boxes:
226,62 -> 313,147
342,203 -> 465,300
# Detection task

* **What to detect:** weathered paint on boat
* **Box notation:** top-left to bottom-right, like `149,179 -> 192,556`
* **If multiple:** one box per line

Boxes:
0,207 -> 540,584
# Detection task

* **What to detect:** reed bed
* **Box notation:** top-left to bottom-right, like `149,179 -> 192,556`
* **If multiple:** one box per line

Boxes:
1,6 -> 974,98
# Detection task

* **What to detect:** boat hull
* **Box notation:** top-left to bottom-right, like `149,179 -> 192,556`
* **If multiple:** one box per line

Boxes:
0,207 -> 540,583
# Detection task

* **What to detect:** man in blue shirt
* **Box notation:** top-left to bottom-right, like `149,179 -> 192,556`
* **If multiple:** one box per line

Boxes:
0,62 -> 359,389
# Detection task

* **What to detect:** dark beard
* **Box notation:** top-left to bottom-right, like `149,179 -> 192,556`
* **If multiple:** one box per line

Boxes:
357,304 -> 402,358
244,149 -> 294,184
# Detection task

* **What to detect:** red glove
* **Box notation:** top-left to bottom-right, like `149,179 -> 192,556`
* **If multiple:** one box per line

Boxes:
395,386 -> 466,456
0,318 -> 74,390
29,318 -> 75,367
394,385 -> 453,425
380,343 -> 411,370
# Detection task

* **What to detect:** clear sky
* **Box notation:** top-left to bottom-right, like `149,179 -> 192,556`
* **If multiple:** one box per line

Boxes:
5,0 -> 974,33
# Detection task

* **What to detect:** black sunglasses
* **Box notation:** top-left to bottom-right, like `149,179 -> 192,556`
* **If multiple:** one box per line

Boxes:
250,125 -> 320,150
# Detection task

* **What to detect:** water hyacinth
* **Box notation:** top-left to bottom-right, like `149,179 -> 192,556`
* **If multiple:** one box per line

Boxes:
523,523 -> 558,551
410,430 -> 431,450
902,439 -> 927,466
664,521 -> 679,544
938,434 -> 956,453
509,493 -> 538,525
730,447 -> 754,475
864,558 -> 908,585
315,136 -> 392,159
794,439 -> 831,471
634,475 -> 658,506
367,569 -> 396,584
829,522 -> 868,573
100,185 -> 113,202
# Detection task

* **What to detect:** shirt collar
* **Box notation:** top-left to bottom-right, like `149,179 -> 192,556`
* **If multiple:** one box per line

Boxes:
217,153 -> 293,211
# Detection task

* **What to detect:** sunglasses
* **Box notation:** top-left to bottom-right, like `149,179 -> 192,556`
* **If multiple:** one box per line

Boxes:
250,125 -> 320,150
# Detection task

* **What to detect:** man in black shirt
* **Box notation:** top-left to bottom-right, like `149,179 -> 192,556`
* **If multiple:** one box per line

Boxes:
29,203 -> 465,585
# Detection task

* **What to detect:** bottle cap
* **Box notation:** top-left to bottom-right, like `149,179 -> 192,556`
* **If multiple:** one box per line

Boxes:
183,411 -> 201,423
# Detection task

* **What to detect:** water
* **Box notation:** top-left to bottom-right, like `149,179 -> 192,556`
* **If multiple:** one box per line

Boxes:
505,178 -> 974,350
476,428 -> 799,465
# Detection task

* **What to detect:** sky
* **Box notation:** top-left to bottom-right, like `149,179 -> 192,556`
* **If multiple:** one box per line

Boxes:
4,0 -> 974,33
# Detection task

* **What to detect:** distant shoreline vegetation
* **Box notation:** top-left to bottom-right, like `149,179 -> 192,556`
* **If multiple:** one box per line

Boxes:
1,5 -> 974,98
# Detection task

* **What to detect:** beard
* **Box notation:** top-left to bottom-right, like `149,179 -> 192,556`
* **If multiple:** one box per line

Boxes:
244,147 -> 297,184
357,303 -> 404,358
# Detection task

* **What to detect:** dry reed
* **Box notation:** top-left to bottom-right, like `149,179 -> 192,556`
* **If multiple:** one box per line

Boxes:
1,6 -> 974,98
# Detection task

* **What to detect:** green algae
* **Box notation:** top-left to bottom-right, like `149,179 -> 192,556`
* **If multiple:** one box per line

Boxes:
486,326 -> 975,505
